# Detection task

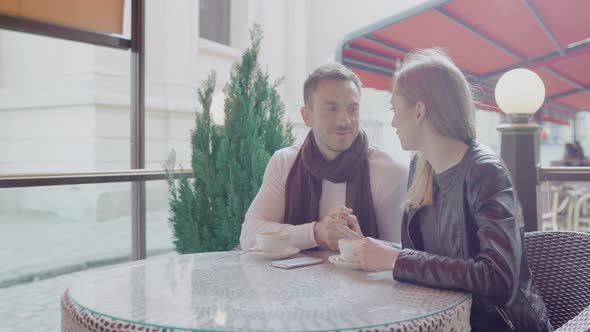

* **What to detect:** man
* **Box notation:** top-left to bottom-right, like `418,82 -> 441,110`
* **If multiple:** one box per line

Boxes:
240,63 -> 407,251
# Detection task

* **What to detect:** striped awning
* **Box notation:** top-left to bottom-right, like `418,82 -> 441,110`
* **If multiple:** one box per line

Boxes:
337,0 -> 590,124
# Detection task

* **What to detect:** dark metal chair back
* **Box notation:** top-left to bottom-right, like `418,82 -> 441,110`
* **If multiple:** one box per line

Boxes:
525,231 -> 590,330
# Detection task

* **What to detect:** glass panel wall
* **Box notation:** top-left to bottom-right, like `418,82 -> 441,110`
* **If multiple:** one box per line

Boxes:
0,180 -> 176,330
146,180 -> 176,257
0,183 -> 131,330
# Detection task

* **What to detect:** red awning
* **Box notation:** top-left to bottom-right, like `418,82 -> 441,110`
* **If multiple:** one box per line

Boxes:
336,0 -> 590,124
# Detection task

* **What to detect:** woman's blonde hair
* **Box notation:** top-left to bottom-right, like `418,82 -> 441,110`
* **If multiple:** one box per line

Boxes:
396,49 -> 476,210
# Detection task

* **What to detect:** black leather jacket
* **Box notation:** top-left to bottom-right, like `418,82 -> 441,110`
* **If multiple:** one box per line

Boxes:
393,142 -> 552,331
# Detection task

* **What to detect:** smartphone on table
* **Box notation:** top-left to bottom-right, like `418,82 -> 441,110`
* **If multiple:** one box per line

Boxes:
270,256 -> 323,269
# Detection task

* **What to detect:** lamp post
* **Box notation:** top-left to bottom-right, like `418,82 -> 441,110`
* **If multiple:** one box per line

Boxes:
495,68 -> 546,232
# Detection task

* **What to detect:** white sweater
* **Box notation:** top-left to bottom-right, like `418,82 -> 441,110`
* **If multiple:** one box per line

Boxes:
239,144 -> 408,250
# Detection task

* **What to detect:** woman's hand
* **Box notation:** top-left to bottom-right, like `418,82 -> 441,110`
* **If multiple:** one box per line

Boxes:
356,237 -> 400,271
341,214 -> 363,238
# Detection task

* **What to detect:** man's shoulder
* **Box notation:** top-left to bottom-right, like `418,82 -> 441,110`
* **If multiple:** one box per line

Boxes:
367,146 -> 409,203
268,144 -> 301,171
272,144 -> 301,160
367,145 -> 408,176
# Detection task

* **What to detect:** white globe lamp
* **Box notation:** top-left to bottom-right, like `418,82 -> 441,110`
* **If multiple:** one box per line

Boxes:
495,68 -> 545,123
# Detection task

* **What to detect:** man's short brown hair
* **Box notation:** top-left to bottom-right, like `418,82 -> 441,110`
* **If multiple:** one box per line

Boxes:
303,63 -> 362,106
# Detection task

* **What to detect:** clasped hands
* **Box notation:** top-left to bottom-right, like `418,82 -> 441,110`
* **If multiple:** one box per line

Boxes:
313,206 -> 400,272
313,206 -> 361,250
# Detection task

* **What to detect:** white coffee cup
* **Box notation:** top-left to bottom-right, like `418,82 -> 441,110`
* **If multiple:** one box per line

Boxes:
256,231 -> 290,253
338,238 -> 362,263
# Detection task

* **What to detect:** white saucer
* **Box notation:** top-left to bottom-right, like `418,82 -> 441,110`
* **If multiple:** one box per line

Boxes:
328,254 -> 362,270
250,247 -> 300,259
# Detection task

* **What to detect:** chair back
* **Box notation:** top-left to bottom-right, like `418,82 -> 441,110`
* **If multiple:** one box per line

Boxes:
525,231 -> 590,329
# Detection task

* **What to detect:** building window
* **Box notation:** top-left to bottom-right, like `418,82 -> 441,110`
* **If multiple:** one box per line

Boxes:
199,0 -> 230,45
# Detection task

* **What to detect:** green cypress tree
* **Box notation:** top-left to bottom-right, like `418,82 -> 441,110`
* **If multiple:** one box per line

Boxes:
166,24 -> 294,253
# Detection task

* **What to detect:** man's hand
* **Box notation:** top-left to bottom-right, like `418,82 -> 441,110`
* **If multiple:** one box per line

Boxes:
341,214 -> 363,238
325,206 -> 363,237
356,237 -> 400,271
314,206 -> 360,251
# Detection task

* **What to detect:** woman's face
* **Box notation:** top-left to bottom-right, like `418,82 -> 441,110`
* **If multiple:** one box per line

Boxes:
390,88 -> 421,151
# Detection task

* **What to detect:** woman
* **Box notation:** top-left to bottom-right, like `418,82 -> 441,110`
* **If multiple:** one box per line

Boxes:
356,49 -> 552,331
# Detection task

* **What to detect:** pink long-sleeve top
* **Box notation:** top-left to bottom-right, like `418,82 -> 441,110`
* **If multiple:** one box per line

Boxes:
239,144 -> 408,250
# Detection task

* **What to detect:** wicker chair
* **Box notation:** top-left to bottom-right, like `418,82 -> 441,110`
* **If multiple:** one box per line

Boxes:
525,231 -> 590,331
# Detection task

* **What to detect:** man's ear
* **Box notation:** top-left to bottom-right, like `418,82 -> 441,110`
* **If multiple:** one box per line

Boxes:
301,106 -> 313,127
415,101 -> 426,124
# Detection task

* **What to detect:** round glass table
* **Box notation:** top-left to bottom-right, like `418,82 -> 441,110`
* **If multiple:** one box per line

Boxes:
62,251 -> 471,331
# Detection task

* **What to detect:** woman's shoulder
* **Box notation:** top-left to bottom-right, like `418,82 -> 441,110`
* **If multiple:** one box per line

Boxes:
464,142 -> 512,186
466,142 -> 506,169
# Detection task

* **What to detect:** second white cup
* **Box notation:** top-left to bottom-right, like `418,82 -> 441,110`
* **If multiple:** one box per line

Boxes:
256,231 -> 290,253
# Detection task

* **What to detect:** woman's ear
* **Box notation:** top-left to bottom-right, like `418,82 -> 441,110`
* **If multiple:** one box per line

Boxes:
415,101 -> 426,124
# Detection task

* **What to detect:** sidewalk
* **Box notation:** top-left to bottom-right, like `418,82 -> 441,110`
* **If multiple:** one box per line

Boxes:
0,268 -> 82,331
0,211 -> 176,331
0,253 -> 176,332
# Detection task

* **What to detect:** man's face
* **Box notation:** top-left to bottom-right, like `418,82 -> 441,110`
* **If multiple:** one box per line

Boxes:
302,79 -> 361,160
